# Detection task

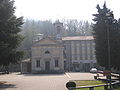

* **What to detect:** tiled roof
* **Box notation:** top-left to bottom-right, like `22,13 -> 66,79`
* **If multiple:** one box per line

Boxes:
62,36 -> 94,41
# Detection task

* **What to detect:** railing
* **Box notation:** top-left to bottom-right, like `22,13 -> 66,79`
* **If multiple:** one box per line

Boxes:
66,72 -> 120,90
67,80 -> 119,90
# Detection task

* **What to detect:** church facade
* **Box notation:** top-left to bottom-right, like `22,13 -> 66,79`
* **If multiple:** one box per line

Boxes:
21,21 -> 97,73
31,37 -> 64,73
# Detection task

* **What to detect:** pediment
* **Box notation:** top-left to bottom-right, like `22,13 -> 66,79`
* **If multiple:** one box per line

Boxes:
33,38 -> 61,47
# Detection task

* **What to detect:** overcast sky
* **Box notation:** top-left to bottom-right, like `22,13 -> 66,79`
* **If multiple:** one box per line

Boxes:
14,0 -> 120,22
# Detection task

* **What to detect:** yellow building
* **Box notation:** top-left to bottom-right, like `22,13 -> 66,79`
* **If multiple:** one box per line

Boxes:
31,37 -> 64,73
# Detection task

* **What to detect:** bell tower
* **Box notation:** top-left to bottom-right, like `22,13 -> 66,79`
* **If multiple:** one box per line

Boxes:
54,20 -> 63,40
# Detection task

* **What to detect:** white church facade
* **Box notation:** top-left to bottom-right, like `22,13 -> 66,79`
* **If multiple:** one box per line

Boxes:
31,37 -> 64,73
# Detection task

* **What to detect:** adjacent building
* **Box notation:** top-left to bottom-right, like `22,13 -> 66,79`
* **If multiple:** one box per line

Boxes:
63,36 -> 96,72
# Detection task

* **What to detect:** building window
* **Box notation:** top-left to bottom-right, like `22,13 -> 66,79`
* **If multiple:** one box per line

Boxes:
57,26 -> 60,34
36,60 -> 40,67
74,41 -> 77,60
55,60 -> 59,67
73,63 -> 79,71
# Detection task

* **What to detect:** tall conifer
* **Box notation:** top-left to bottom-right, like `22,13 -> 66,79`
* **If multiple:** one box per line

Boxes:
93,3 -> 120,71
0,0 -> 23,66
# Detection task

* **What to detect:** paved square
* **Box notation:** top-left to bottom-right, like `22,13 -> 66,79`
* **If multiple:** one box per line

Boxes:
0,72 -> 94,90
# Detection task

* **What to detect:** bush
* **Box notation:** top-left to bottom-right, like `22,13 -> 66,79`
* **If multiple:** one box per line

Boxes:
66,81 -> 76,89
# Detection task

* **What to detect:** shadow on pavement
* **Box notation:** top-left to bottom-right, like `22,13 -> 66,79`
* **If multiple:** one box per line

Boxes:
0,82 -> 16,89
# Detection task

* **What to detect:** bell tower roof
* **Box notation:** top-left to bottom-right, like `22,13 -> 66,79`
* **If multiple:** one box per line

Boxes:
54,20 -> 63,40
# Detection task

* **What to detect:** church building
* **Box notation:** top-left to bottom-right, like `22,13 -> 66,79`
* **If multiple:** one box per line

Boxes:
31,21 -> 64,73
31,37 -> 64,73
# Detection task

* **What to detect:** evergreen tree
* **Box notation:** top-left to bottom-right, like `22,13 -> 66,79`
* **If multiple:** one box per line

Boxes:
0,0 -> 24,66
93,3 -> 120,70
113,19 -> 120,71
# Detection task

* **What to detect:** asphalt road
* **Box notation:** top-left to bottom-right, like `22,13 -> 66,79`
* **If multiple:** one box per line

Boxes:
0,72 -> 95,90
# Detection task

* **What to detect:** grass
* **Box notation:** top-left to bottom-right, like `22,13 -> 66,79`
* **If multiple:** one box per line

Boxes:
73,80 -> 106,87
72,80 -> 105,90
74,86 -> 120,90
72,80 -> 120,90
74,87 -> 104,90
115,88 -> 120,90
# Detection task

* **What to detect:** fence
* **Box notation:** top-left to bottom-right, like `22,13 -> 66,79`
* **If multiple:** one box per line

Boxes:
66,72 -> 120,90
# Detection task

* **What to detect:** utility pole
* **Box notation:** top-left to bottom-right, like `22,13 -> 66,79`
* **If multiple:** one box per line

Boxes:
106,15 -> 112,90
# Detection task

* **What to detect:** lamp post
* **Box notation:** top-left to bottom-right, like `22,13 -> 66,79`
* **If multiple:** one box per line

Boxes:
106,14 -> 112,90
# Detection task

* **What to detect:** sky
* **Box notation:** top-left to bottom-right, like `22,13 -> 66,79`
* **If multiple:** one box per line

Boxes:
14,0 -> 120,22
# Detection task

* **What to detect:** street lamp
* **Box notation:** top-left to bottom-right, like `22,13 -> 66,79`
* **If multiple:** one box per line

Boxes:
106,13 -> 112,90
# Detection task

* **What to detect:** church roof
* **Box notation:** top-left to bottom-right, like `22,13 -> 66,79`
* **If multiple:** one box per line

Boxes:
62,36 -> 94,41
32,37 -> 62,47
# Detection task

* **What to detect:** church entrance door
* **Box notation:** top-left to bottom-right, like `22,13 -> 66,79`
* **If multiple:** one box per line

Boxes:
45,61 -> 50,71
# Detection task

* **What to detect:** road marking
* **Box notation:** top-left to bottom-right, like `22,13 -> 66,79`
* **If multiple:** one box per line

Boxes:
65,73 -> 71,78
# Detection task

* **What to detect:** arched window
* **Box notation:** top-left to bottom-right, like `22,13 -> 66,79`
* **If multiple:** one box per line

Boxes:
57,26 -> 60,34
45,50 -> 50,54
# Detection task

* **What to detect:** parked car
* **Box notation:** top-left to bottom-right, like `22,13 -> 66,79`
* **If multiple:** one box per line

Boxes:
90,68 -> 98,73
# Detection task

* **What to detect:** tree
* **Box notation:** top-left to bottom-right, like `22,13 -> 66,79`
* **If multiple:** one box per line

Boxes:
19,20 -> 55,59
20,19 -> 93,59
113,19 -> 120,72
63,19 -> 92,36
0,0 -> 24,67
93,3 -> 120,71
